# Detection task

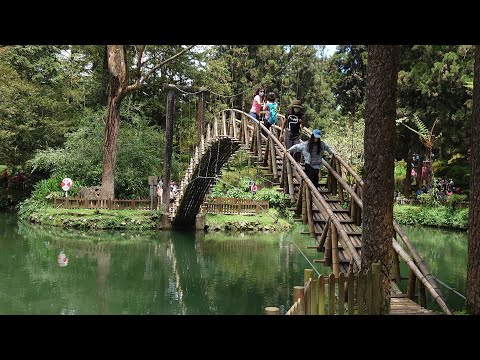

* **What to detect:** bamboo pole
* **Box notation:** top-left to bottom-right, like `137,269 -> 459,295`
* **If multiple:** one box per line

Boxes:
222,111 -> 227,136
295,179 -> 303,214
206,124 -> 211,143
331,222 -> 340,277
263,136 -> 270,167
287,158 -> 295,201
243,116 -> 250,148
393,221 -> 444,298
324,224 -> 332,267
418,281 -> 427,309
250,125 -> 256,153
317,218 -> 330,251
256,123 -> 262,162
407,269 -> 416,300
305,187 -> 315,237
270,136 -> 278,179
334,154 -> 364,188
214,117 -> 219,138
355,184 -> 362,226
336,159 -> 344,203
232,110 -> 237,139
331,158 -> 338,196
301,183 -> 307,225
392,239 -> 452,314
280,156 -> 285,190
393,245 -> 401,285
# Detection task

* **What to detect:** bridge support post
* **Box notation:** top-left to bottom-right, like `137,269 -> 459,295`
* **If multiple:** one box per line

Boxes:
407,269 -> 416,300
159,214 -> 172,229
195,213 -> 206,230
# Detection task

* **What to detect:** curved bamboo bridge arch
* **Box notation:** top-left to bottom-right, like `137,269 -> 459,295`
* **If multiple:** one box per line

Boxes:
169,108 -> 452,315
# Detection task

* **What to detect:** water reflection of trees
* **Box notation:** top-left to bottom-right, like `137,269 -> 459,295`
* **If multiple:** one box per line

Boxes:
398,225 -> 467,311
5,220 -> 309,314
12,221 -> 185,314
193,232 -> 297,314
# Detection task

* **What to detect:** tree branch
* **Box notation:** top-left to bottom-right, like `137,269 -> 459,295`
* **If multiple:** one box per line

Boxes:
134,45 -> 146,82
126,45 -> 195,92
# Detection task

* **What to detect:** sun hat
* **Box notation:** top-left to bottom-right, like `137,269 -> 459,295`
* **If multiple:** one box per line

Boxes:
292,99 -> 303,109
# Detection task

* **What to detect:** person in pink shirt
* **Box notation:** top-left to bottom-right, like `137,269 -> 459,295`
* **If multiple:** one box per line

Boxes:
249,87 -> 264,122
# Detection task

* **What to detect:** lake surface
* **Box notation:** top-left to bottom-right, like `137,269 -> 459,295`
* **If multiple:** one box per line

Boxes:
0,213 -> 467,314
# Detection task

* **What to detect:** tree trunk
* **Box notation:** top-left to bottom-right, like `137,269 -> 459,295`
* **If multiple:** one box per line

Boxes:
361,45 -> 399,314
467,45 -> 480,315
101,45 -> 128,200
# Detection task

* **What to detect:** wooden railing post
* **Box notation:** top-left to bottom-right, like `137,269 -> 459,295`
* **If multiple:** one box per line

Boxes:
331,222 -> 340,277
328,273 -> 336,315
301,183 -> 307,224
305,187 -> 315,237
324,223 -> 332,267
293,286 -> 305,315
418,281 -> 427,308
256,123 -> 262,163
222,111 -> 227,136
318,275 -> 325,315
264,307 -> 280,315
407,269 -> 416,300
338,273 -> 346,315
286,158 -> 295,202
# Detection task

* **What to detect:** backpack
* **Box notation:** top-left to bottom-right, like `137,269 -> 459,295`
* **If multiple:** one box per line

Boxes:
266,102 -> 278,124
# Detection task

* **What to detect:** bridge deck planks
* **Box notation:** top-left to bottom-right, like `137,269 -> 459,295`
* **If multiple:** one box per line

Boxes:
390,297 -> 434,315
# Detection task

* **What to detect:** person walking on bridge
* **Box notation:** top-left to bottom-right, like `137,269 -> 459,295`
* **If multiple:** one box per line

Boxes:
248,87 -> 265,122
281,99 -> 305,161
287,129 -> 334,189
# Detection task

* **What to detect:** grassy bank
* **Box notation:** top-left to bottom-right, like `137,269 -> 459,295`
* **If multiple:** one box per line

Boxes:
24,206 -> 292,232
206,208 -> 291,232
27,207 -> 163,230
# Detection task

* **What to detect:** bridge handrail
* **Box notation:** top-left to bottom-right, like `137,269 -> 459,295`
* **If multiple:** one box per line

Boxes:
198,108 -> 449,313
224,109 -> 363,270
302,123 -> 448,312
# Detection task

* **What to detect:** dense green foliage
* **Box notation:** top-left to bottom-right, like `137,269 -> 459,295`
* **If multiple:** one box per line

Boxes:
0,44 -> 475,214
393,204 -> 468,230
26,105 -> 166,199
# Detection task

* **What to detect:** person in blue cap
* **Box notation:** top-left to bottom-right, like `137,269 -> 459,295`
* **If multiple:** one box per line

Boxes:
287,129 -> 334,188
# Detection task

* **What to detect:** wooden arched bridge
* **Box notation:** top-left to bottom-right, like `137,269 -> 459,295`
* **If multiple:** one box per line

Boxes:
169,109 -> 452,315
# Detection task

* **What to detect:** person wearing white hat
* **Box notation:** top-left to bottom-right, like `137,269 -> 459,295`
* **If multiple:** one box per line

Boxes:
281,99 -> 305,161
287,129 -> 334,188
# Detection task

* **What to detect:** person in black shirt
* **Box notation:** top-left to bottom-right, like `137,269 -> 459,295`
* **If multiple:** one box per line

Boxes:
281,99 -> 305,161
